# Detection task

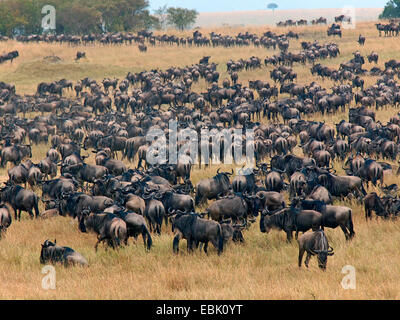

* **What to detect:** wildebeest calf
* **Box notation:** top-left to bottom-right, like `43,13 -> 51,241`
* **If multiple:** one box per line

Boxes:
40,239 -> 88,267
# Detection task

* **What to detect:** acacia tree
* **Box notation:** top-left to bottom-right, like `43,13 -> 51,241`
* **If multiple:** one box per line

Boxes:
167,7 -> 198,31
267,3 -> 278,14
379,0 -> 400,19
0,0 -> 158,35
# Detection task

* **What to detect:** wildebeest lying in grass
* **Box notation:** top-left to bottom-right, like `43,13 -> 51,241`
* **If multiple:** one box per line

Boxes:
297,229 -> 334,270
40,239 -> 88,267
75,51 -> 86,61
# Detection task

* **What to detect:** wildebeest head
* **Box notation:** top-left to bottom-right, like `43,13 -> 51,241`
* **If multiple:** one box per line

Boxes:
78,209 -> 91,233
40,239 -> 57,264
312,245 -> 334,270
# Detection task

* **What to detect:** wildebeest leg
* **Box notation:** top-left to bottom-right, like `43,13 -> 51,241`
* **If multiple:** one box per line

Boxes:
286,231 -> 293,242
203,241 -> 208,254
187,237 -> 194,253
28,210 -> 34,219
305,252 -> 312,268
298,249 -> 305,267
340,225 -> 350,240
173,233 -> 181,253
95,234 -> 107,252
13,207 -> 18,221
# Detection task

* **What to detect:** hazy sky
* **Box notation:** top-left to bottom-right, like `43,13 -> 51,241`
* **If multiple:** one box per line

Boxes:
149,0 -> 388,12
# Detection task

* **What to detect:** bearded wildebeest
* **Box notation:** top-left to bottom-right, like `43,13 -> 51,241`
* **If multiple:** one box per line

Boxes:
114,210 -> 153,250
0,203 -> 12,238
355,159 -> 384,187
61,162 -> 108,184
0,144 -> 32,167
220,220 -> 246,244
270,155 -> 316,179
40,177 -> 78,200
317,173 -> 366,198
232,167 -> 258,193
195,168 -> 233,205
0,183 -> 39,221
155,190 -> 195,214
142,194 -> 165,235
260,207 -> 323,242
291,199 -> 355,240
170,211 -> 224,255
206,194 -> 257,223
363,192 -> 389,220
78,211 -> 128,251
297,230 -> 334,270
255,191 -> 286,212
40,239 -> 88,267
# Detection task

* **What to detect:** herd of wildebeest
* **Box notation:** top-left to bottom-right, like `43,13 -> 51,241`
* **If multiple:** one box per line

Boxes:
1,18 -> 400,270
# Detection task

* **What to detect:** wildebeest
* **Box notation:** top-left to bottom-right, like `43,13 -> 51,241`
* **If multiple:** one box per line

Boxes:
206,194 -> 256,223
114,210 -> 153,250
0,203 -> 12,238
0,183 -> 39,221
297,230 -> 334,270
78,211 -> 128,251
75,51 -> 86,61
220,220 -> 246,244
0,144 -> 32,167
40,239 -> 88,267
260,207 -> 323,242
170,211 -> 223,255
363,192 -> 389,220
195,168 -> 232,205
291,199 -> 355,240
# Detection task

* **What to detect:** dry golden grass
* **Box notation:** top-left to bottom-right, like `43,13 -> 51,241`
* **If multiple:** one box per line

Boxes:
0,22 -> 400,299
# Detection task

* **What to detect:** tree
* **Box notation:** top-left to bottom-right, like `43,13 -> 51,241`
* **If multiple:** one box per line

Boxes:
0,0 -> 158,35
154,4 -> 168,30
166,7 -> 198,31
379,0 -> 400,19
267,2 -> 278,14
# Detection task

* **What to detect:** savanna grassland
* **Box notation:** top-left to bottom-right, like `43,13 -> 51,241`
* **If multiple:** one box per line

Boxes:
1,21 -> 400,300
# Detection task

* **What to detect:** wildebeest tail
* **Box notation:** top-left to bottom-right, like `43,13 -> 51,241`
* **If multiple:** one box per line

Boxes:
142,224 -> 152,250
360,182 -> 367,196
217,224 -> 223,255
34,195 -> 40,218
113,220 -> 127,246
348,209 -> 355,238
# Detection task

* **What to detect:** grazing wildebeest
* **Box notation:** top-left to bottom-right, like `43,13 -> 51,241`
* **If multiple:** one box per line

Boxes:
297,230 -> 334,270
40,239 -> 88,267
